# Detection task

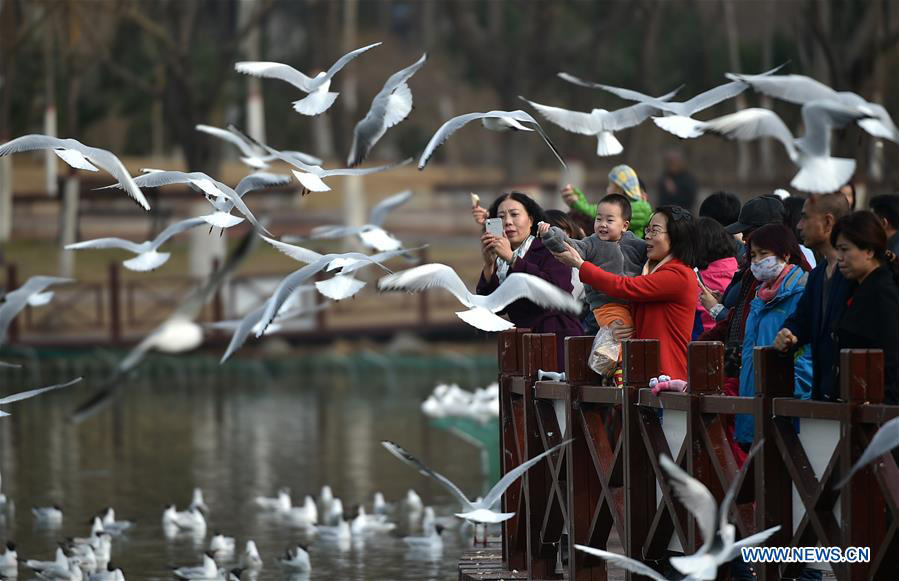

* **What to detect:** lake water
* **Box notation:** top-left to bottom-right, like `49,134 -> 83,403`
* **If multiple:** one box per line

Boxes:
0,351 -> 498,580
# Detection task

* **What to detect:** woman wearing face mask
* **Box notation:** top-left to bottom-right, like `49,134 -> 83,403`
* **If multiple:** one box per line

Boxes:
830,211 -> 899,404
549,205 -> 698,381
734,224 -> 812,448
477,192 -> 583,364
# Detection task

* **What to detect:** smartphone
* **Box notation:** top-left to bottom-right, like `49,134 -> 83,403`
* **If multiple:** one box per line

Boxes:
485,218 -> 503,237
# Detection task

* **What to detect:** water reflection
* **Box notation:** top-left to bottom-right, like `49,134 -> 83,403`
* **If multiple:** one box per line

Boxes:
0,354 -> 497,580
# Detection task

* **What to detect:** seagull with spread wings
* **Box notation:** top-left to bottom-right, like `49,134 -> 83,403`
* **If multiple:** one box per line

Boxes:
307,189 -> 412,252
65,217 -> 208,272
418,109 -> 566,169
0,135 -> 150,210
377,263 -> 582,331
1,276 -> 73,346
235,42 -> 381,116
0,378 -> 82,418
347,53 -> 427,166
835,415 -> 899,489
195,124 -> 322,170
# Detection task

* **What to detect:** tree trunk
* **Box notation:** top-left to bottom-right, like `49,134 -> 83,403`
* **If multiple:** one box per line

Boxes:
759,0 -> 776,179
43,0 -> 58,196
722,0 -> 751,182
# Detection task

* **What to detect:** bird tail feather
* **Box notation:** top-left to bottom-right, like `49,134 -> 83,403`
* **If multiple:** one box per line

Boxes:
791,157 -> 855,194
595,132 -> 624,156
293,92 -> 339,116
653,115 -> 705,139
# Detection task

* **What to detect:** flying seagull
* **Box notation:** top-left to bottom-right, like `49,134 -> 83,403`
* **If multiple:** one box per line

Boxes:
377,263 -> 583,331
418,109 -> 566,169
0,377 -> 82,418
835,415 -> 899,490
563,64 -> 785,138
1,276 -> 73,346
521,88 -> 678,155
347,53 -> 428,166
235,42 -> 382,115
382,439 -> 571,542
0,135 -> 151,210
675,100 -> 867,193
574,545 -> 670,581
65,217 -> 208,272
726,72 -> 899,143
195,124 -> 322,169
307,189 -> 412,252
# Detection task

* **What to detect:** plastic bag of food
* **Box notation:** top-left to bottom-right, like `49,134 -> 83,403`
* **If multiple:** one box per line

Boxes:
588,325 -> 619,376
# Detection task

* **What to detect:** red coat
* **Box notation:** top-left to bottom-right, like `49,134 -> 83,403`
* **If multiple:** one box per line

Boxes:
578,258 -> 697,380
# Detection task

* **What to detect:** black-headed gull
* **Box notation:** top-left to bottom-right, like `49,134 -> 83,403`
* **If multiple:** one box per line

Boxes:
351,505 -> 395,534
377,263 -> 583,331
235,42 -> 381,116
307,189 -> 412,252
835,415 -> 899,489
0,134 -> 150,210
163,505 -> 207,534
0,378 -> 82,418
347,54 -> 427,166
277,544 -> 310,572
65,217 -> 207,272
172,552 -> 217,580
0,542 -> 16,577
417,110 -> 565,169
679,100 -> 868,193
87,562 -> 125,581
254,487 -> 292,511
99,507 -> 133,535
403,523 -> 444,551
239,540 -> 263,570
196,124 -> 321,170
209,533 -> 235,560
727,72 -> 899,143
25,547 -> 68,573
1,276 -> 73,346
32,505 -> 64,525
381,439 -> 571,542
521,89 -> 678,155
659,443 -> 780,580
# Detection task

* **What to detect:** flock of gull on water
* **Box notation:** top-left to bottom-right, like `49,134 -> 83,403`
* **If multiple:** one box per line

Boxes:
1,38 -> 899,580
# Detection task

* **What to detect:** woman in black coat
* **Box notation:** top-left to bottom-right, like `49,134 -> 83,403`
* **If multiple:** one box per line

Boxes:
831,211 -> 899,404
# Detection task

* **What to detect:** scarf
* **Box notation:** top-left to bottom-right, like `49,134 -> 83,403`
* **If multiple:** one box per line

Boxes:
497,235 -> 534,283
756,264 -> 795,303
641,254 -> 674,276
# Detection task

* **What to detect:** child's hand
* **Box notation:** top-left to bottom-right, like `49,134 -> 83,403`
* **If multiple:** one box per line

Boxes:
536,221 -> 551,236
550,242 -> 584,268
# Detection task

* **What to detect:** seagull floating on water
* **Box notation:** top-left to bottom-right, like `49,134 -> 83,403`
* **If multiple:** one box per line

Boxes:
239,540 -> 263,571
172,552 -> 218,580
378,263 -> 583,331
277,544 -> 311,572
209,533 -> 236,560
235,42 -> 381,116
32,505 -> 64,525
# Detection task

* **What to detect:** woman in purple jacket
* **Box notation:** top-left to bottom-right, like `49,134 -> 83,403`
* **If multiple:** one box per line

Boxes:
477,192 -> 583,365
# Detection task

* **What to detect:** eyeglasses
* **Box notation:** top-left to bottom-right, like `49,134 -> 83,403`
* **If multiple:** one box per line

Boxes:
645,227 -> 668,238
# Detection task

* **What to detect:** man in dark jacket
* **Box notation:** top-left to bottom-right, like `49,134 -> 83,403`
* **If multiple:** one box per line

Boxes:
656,150 -> 698,211
870,194 -> 899,256
774,193 -> 851,401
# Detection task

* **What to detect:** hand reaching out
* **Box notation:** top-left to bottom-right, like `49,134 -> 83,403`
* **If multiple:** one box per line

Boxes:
774,328 -> 798,352
561,184 -> 577,207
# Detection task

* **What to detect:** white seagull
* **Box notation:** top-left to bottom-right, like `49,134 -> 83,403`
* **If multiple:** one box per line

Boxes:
239,540 -> 263,570
254,487 -> 292,511
835,415 -> 899,489
308,189 -> 412,252
1,276 -> 73,346
659,443 -> 780,580
726,72 -> 899,143
418,109 -> 566,169
0,541 -> 17,577
562,64 -> 783,139
574,544 -> 670,581
195,124 -> 322,170
377,263 -> 583,331
209,533 -> 235,560
32,505 -> 64,525
99,507 -> 134,535
162,505 -> 207,533
172,552 -> 217,580
679,100 -> 868,193
0,135 -> 150,210
277,545 -> 310,572
521,88 -> 679,155
235,42 -> 381,116
0,378 -> 82,418
347,53 -> 427,166
65,217 -> 207,272
381,439 -> 571,542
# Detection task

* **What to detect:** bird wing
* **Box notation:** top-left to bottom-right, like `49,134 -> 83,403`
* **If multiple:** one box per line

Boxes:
799,100 -> 867,158
418,111 -> 497,168
369,189 -> 413,226
724,526 -> 782,561
260,235 -> 324,264
683,63 -> 788,114
572,80 -> 677,111
195,124 -> 257,157
702,108 -> 797,159
219,302 -> 266,363
1,276 -> 73,344
606,102 -> 669,131
256,260 -> 332,336
659,454 -> 718,552
835,415 -> 899,490
317,42 -> 382,86
718,439 -> 764,533
119,170 -> 205,190
522,99 -> 605,135
0,377 -> 82,405
234,61 -> 316,92
275,150 -> 324,166
0,134 -> 73,156
321,157 -> 412,177
150,217 -> 208,250
208,180 -> 270,234
65,237 -> 145,253
574,545 -> 670,581
377,263 -> 475,307
309,225 -> 359,240
504,108 -> 566,167
480,273 -> 582,315
482,439 -> 572,508
725,73 -> 837,106
234,172 -> 292,197
381,441 -> 474,510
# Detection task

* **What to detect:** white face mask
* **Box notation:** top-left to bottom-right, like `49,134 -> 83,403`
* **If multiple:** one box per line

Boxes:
750,255 -> 786,282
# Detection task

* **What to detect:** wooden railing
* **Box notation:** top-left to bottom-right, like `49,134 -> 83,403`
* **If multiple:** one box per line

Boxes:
497,331 -> 899,580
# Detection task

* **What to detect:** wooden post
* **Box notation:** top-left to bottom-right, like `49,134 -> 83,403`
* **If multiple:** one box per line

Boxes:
417,246 -> 428,325
499,328 -> 529,569
839,349 -> 886,581
522,332 -> 561,578
753,347 -> 794,581
211,257 -> 224,323
5,262 -> 18,342
108,262 -> 121,344
622,340 -> 659,568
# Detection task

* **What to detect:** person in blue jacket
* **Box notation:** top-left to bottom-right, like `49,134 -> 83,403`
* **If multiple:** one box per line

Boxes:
735,224 -> 813,447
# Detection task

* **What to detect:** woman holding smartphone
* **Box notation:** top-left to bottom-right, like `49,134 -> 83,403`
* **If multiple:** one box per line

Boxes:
474,192 -> 582,365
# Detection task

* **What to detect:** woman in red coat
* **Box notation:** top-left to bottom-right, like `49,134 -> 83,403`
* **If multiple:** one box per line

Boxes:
550,205 -> 698,380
